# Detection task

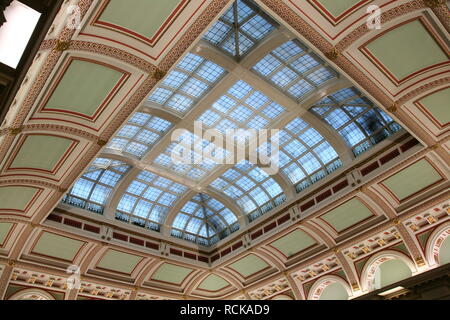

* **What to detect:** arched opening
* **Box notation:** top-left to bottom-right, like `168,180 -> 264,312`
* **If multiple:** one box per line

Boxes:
9,289 -> 55,300
372,259 -> 412,290
309,276 -> 351,300
272,294 -> 293,300
319,282 -> 349,300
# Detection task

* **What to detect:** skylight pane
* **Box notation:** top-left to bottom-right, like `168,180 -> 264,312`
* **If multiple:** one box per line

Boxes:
63,159 -> 130,214
263,117 -> 342,193
252,40 -> 338,101
197,80 -> 286,137
311,87 -> 402,156
171,193 -> 239,246
115,171 -> 188,231
106,113 -> 172,159
210,160 -> 285,221
147,53 -> 226,115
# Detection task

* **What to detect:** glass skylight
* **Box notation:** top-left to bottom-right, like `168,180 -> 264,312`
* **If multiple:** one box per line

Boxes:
197,80 -> 286,137
153,130 -> 229,181
147,53 -> 226,115
62,158 -> 131,214
253,40 -> 337,101
311,87 -> 402,157
203,0 -> 276,60
115,170 -> 188,231
259,117 -> 342,193
106,112 -> 172,159
210,160 -> 285,222
171,193 -> 239,246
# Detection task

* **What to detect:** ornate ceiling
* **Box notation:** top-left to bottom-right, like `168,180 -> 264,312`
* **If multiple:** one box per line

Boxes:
0,0 -> 449,300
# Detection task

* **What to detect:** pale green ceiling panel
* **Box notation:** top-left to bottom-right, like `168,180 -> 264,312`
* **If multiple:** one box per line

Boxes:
45,59 -> 124,117
0,223 -> 14,245
321,198 -> 373,233
270,229 -> 316,257
97,250 -> 142,274
11,135 -> 73,171
228,254 -> 269,278
151,263 -> 193,285
319,282 -> 349,300
365,20 -> 448,81
198,274 -> 230,292
0,186 -> 39,211
99,0 -> 182,39
382,159 -> 442,201
419,87 -> 450,125
33,232 -> 84,261
314,0 -> 362,17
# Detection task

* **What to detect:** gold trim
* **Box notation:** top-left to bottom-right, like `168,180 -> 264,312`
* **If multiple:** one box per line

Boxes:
152,68 -> 166,81
54,40 -> 72,52
423,0 -> 445,8
325,48 -> 340,60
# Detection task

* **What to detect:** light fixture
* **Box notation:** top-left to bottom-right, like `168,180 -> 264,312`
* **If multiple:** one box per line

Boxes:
377,286 -> 407,297
0,1 -> 41,68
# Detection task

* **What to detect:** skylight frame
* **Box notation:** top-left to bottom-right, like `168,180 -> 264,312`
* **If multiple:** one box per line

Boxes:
171,193 -> 240,246
114,170 -> 189,232
62,158 -> 131,214
210,160 -> 286,222
147,53 -> 227,115
252,39 -> 338,101
311,87 -> 402,157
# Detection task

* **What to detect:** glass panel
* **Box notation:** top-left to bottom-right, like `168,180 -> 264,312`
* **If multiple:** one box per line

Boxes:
115,170 -> 188,230
203,0 -> 276,59
171,193 -> 239,246
210,160 -> 285,221
63,158 -> 130,214
147,53 -> 226,115
253,39 -> 337,101
311,87 -> 402,156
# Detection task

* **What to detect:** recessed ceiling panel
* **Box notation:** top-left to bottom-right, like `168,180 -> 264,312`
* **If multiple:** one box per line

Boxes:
269,229 -> 317,258
320,198 -> 374,233
381,159 -> 443,202
0,186 -> 40,213
227,254 -> 269,278
151,263 -> 194,285
362,19 -> 448,84
32,232 -> 85,262
97,249 -> 143,274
